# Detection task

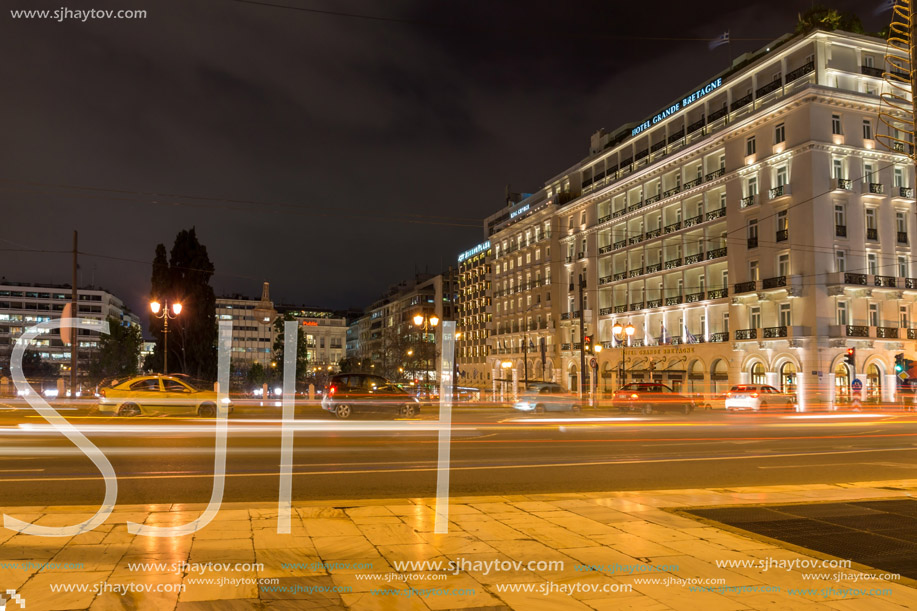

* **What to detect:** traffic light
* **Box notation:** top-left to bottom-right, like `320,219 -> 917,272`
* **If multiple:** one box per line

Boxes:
583,335 -> 593,354
844,348 -> 855,367
895,353 -> 905,374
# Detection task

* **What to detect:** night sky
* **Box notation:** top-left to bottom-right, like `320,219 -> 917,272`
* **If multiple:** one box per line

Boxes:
0,0 -> 886,325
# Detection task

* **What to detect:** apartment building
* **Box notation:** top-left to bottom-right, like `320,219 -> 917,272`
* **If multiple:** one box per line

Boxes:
216,282 -> 276,370
278,308 -> 346,371
0,280 -> 140,379
488,28 -> 913,408
454,241 -> 493,388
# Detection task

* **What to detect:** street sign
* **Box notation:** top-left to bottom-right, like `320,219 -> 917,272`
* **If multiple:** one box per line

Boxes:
590,357 -> 597,369
851,379 -> 863,391
900,372 -> 909,381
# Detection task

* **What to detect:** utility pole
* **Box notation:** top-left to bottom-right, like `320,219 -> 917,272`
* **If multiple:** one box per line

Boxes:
522,327 -> 528,384
578,277 -> 586,398
70,231 -> 78,397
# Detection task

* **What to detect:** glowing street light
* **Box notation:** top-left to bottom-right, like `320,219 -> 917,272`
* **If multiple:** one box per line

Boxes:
150,299 -> 182,374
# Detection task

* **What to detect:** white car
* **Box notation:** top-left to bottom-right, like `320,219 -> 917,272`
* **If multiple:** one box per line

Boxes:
724,384 -> 795,412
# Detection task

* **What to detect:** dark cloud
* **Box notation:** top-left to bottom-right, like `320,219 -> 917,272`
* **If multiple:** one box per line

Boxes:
0,0 -> 888,322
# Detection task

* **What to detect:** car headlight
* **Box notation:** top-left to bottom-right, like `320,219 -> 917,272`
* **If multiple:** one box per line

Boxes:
221,398 -> 232,404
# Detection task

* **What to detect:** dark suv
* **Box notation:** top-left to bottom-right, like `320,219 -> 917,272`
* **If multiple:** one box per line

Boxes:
321,373 -> 420,419
612,382 -> 695,415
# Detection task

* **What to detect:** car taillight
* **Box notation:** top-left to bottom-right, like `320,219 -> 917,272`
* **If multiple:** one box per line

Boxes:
329,386 -> 336,395
752,393 -> 758,398
631,393 -> 639,399
726,392 -> 732,398
99,389 -> 107,398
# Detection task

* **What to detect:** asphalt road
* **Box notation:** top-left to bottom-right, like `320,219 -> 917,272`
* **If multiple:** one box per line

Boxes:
1,399 -> 916,506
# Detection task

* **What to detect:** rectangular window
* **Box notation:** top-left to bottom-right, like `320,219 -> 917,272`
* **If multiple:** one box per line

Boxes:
863,119 -> 873,141
837,301 -> 848,326
868,252 -> 878,275
869,303 -> 879,327
777,253 -> 789,277
866,208 -> 877,230
901,305 -> 910,329
749,260 -> 759,282
774,122 -> 785,144
777,209 -> 788,231
723,312 -> 729,333
580,211 -> 586,225
748,176 -> 758,196
833,159 -> 844,179
834,204 -> 846,228
747,218 -> 758,240
832,114 -> 842,135
836,250 -> 846,272
779,303 -> 792,327
899,255 -> 908,278
750,306 -> 761,329
864,162 -> 875,184
746,136 -> 756,156
897,211 -> 907,233
776,165 -> 788,187
895,167 -> 904,187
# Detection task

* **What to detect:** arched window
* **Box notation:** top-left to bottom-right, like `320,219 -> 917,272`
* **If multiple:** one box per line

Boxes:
780,362 -> 797,396
835,362 -> 850,403
866,363 -> 881,402
688,360 -> 704,395
711,359 -> 728,394
751,362 -> 766,385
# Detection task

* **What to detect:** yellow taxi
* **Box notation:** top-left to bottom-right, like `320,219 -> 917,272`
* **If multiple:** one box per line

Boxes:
97,375 -> 231,417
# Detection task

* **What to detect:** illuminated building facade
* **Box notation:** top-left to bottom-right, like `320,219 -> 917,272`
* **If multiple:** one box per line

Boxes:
455,241 -> 493,388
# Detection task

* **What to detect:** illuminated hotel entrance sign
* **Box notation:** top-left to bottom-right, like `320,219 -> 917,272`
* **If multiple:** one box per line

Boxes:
631,77 -> 723,137
458,240 -> 491,263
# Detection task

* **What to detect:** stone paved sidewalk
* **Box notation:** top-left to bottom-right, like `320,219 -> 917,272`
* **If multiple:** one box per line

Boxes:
1,480 -> 916,610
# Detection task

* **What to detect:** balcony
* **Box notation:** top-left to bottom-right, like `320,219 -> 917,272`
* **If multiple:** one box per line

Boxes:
645,194 -> 661,205
561,312 -> 570,320
735,280 -> 757,293
747,237 -> 758,249
731,93 -> 752,112
568,283 -> 575,292
705,207 -> 726,221
835,225 -> 847,237
598,244 -> 613,254
577,252 -> 586,260
707,247 -> 727,259
756,79 -> 782,97
898,231 -> 909,244
707,287 -> 728,299
664,221 -> 682,234
663,186 -> 681,198
646,298 -> 662,308
627,202 -> 642,213
907,278 -> 917,289
665,295 -> 683,306
710,332 -> 729,342
735,328 -> 757,340
565,255 -> 573,263
668,129 -> 685,143
769,184 -> 790,199
763,326 -> 787,338
861,64 -> 883,77
684,177 -> 702,189
740,195 -> 757,208
599,275 -> 612,285
776,229 -> 788,242
877,327 -> 900,339
709,106 -> 728,122
613,305 -> 627,313
786,61 -> 815,82
867,228 -> 878,240
762,275 -> 786,290
561,343 -> 571,351
613,239 -> 626,249
684,214 -> 703,227
910,329 -> 917,340
846,325 -> 870,337
833,177 -> 852,191
664,258 -> 682,270
599,306 -> 613,315
706,167 -> 725,181
628,268 -> 644,278
631,301 -> 644,310
875,275 -> 897,288
687,117 -> 706,135
646,262 -> 661,273
868,183 -> 885,195
613,271 -> 627,281
645,228 -> 662,239
628,235 -> 643,245
685,291 -> 704,303
898,186 -> 914,198
685,253 -> 703,265
597,214 -> 611,224
613,209 -> 625,219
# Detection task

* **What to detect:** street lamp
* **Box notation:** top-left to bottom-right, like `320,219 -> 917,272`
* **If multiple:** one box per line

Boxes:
150,300 -> 182,374
413,313 -> 440,393
611,322 -> 635,387
500,360 -> 512,402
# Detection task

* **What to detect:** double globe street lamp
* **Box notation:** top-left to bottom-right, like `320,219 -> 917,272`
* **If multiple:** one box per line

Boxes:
150,299 -> 182,374
612,322 -> 635,387
413,313 -> 439,394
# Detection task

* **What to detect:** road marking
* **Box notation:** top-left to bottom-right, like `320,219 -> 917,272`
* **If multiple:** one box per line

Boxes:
0,446 -> 915,483
0,469 -> 43,473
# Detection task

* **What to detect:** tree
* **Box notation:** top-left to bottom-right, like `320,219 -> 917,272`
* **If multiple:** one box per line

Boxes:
795,5 -> 864,35
272,314 -> 310,384
246,361 -> 267,386
89,317 -> 142,383
21,350 -> 60,379
149,228 -> 217,380
338,356 -> 373,373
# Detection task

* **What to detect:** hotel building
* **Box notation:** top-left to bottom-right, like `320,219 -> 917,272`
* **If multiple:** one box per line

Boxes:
455,240 -> 493,388
488,28 -> 914,408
